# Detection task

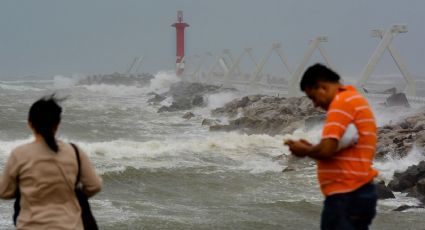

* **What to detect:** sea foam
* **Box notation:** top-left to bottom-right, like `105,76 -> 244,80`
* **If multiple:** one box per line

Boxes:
148,70 -> 180,94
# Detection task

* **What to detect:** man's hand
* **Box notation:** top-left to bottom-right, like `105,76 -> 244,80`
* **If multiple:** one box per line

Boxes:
284,139 -> 313,158
284,138 -> 339,160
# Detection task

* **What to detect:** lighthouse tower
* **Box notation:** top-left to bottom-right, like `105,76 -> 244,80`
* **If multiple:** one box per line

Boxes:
172,11 -> 189,76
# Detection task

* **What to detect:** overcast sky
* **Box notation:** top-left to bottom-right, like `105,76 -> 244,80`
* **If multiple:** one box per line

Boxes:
0,0 -> 424,78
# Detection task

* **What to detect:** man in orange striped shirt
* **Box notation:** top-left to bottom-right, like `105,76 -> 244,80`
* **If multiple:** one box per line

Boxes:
285,63 -> 378,230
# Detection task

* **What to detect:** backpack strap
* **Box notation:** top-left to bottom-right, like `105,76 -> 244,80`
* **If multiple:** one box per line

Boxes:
13,177 -> 20,226
70,143 -> 81,187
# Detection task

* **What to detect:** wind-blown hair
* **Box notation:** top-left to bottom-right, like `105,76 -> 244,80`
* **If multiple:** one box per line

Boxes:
300,63 -> 340,91
28,95 -> 62,153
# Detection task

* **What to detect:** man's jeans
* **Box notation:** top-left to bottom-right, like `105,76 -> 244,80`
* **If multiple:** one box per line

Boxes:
321,182 -> 377,230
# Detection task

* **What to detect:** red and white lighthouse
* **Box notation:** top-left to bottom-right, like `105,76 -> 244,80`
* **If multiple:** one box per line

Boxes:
171,11 -> 189,76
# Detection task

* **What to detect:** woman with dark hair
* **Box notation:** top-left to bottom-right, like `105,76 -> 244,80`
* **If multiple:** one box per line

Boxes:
0,96 -> 102,229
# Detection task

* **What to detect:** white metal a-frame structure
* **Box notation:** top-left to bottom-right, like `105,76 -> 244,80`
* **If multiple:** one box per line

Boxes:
223,48 -> 259,87
205,51 -> 232,84
249,43 -> 292,90
288,36 -> 335,96
223,49 -> 243,76
189,52 -> 213,82
357,24 -> 416,96
125,56 -> 144,75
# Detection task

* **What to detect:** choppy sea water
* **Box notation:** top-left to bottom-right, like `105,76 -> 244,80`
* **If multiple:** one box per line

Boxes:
0,72 -> 424,229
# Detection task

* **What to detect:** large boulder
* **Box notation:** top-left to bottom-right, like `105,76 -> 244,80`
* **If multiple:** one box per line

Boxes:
387,161 -> 425,205
209,95 -> 323,136
376,110 -> 425,159
388,161 -> 425,192
393,204 -> 424,212
211,95 -> 263,118
147,93 -> 166,104
376,180 -> 395,199
156,82 -> 234,113
386,93 -> 410,108
417,178 -> 425,196
201,118 -> 221,126
182,112 -> 195,120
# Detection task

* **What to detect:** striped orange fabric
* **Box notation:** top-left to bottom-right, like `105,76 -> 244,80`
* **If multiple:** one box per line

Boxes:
319,85 -> 378,196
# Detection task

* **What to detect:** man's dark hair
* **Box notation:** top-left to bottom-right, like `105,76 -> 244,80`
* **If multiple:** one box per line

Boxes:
300,63 -> 340,91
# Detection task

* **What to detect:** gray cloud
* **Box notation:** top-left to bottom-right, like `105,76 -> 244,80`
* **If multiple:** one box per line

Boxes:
0,0 -> 423,78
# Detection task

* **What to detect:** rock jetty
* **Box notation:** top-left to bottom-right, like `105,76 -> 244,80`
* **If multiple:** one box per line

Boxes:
209,95 -> 324,135
151,82 -> 235,113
